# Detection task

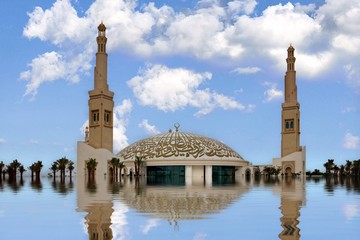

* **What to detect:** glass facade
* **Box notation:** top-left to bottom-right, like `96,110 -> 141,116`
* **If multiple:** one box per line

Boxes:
147,166 -> 185,185
212,166 -> 235,185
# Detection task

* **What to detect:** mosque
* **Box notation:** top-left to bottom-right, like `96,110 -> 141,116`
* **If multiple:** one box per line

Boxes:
76,23 -> 306,185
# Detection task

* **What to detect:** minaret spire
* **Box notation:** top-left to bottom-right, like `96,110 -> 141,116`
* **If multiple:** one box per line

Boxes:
88,23 -> 114,152
281,45 -> 300,157
284,45 -> 297,103
94,22 -> 109,90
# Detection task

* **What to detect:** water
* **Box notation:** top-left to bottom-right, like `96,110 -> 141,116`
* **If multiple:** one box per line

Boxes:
0,176 -> 359,239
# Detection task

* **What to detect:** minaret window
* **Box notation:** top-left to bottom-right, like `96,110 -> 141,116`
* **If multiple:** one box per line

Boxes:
104,111 -> 111,125
92,110 -> 99,124
285,119 -> 294,132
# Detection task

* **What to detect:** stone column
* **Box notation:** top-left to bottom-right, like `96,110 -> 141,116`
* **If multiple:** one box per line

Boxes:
185,165 -> 192,186
205,165 -> 212,186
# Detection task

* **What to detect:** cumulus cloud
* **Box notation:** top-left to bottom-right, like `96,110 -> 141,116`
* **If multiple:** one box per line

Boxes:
141,218 -> 160,234
22,0 -> 360,97
111,201 -> 130,240
343,203 -> 360,221
343,132 -> 360,150
113,99 -> 132,153
263,81 -> 283,102
138,119 -> 160,135
231,66 -> 261,74
128,64 -> 253,116
0,138 -> 5,144
79,99 -> 132,153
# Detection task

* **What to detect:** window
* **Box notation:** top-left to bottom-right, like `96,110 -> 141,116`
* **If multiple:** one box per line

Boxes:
92,110 -> 99,124
285,119 -> 294,132
104,111 -> 111,125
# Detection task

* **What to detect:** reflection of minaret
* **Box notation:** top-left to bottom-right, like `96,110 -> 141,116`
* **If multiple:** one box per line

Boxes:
88,22 -> 114,152
278,178 -> 305,240
85,202 -> 114,240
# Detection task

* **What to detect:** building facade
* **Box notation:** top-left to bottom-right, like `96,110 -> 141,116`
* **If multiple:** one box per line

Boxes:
77,24 -> 306,186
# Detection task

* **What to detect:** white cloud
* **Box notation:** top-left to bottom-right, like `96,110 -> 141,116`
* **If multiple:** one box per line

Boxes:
80,119 -> 89,138
79,99 -> 132,153
113,99 -> 132,153
141,218 -> 160,234
138,119 -> 160,135
21,0 -> 360,97
344,64 -> 360,93
23,0 -> 91,45
128,64 -> 253,116
0,138 -> 5,144
193,232 -> 208,240
29,139 -> 39,144
342,107 -> 356,113
343,203 -> 360,221
231,66 -> 261,74
111,201 -> 130,240
343,132 -> 360,150
263,82 -> 283,102
228,0 -> 258,16
63,147 -> 74,153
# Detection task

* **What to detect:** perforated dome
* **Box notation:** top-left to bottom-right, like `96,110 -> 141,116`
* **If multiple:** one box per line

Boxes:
117,130 -> 245,162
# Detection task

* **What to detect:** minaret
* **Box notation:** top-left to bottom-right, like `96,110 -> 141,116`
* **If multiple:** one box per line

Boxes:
281,45 -> 300,157
88,23 -> 114,152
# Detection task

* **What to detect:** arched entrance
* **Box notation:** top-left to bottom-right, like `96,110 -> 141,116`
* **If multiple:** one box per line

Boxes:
285,167 -> 292,176
245,169 -> 251,178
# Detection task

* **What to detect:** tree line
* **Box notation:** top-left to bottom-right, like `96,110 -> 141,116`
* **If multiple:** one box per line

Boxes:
0,159 -> 43,182
307,158 -> 360,176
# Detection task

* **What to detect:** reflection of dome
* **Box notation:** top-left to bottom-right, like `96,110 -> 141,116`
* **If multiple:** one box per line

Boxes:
118,131 -> 245,162
120,185 -> 249,220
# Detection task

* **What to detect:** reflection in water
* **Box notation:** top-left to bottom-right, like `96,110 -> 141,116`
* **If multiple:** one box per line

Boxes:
84,202 -> 113,240
277,177 -> 305,240
77,176 -> 308,240
51,178 -> 74,195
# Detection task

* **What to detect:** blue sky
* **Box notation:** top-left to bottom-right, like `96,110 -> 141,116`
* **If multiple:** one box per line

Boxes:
0,0 -> 359,171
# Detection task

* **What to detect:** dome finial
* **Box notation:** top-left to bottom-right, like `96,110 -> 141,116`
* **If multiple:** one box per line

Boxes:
174,123 -> 180,132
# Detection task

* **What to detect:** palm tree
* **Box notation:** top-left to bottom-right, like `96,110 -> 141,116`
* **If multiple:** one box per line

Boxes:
67,161 -> 74,179
345,160 -> 352,175
134,156 -> 144,177
351,159 -> 360,176
324,159 -> 335,175
9,159 -> 21,181
34,161 -> 43,181
50,162 -> 58,180
28,164 -> 36,181
57,157 -> 69,181
86,158 -> 98,181
0,161 -> 4,180
19,165 -> 26,180
339,165 -> 345,176
110,157 -> 120,181
333,165 -> 339,176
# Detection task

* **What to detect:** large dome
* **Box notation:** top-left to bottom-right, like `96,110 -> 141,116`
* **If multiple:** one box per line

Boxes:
118,130 -> 246,162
